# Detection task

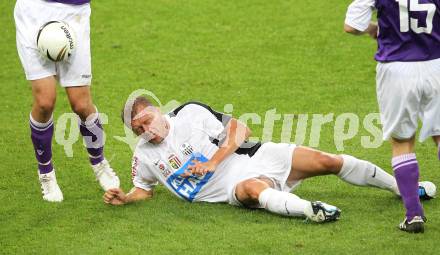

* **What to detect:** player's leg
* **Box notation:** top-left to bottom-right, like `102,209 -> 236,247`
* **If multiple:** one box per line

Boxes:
377,61 -> 426,233
59,3 -> 118,191
391,137 -> 426,232
14,0 -> 63,202
29,77 -> 63,202
65,86 -> 102,166
65,86 -> 101,162
59,3 -> 104,166
65,86 -> 119,190
234,177 -> 340,223
420,58 -> 440,162
286,146 -> 400,194
30,77 -> 57,174
391,137 -> 419,212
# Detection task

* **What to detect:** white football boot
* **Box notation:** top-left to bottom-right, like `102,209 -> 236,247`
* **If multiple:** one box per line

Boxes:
39,170 -> 63,202
92,158 -> 120,191
304,201 -> 341,223
418,181 -> 436,200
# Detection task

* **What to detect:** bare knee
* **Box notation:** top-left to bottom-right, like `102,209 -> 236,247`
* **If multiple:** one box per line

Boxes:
33,97 -> 56,118
30,77 -> 57,121
235,178 -> 271,207
316,153 -> 342,173
243,179 -> 265,201
70,99 -> 94,120
66,86 -> 95,120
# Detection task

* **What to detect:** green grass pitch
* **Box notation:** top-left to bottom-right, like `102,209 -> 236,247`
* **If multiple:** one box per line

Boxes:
1,0 -> 439,254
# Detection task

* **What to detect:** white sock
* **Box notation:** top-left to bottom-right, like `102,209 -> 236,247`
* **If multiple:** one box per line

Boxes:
258,188 -> 311,217
78,106 -> 99,126
339,155 -> 400,195
29,113 -> 53,129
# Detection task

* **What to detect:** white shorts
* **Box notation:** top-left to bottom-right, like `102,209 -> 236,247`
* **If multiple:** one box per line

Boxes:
376,58 -> 440,142
14,0 -> 92,87
228,142 -> 300,207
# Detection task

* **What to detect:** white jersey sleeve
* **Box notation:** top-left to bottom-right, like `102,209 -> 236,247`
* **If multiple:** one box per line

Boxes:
131,154 -> 158,191
345,0 -> 376,32
175,102 -> 231,140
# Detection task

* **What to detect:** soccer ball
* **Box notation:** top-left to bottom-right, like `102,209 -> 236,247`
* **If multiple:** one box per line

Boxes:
37,21 -> 76,62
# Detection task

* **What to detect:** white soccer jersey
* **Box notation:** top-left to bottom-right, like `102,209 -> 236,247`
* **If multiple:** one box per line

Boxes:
130,102 -> 258,203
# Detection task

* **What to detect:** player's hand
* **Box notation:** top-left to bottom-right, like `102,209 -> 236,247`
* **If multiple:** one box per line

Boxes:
103,188 -> 127,205
185,160 -> 218,177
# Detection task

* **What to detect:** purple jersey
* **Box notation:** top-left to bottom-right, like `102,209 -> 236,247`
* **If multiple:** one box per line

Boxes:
375,0 -> 440,62
47,0 -> 90,5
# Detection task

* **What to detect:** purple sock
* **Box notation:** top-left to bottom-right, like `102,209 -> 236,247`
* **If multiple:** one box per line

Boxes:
30,114 -> 54,174
392,153 -> 424,220
79,112 -> 104,165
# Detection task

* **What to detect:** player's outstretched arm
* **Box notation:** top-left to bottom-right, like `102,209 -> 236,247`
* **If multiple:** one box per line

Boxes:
103,187 -> 153,206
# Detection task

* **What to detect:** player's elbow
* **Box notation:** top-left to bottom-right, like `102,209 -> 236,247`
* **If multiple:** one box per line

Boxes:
344,24 -> 361,34
231,118 -> 251,141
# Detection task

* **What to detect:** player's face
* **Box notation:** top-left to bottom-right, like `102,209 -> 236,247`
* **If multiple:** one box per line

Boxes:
131,106 -> 168,144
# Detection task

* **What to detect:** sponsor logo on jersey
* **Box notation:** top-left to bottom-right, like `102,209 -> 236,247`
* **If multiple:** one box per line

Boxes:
154,159 -> 172,178
166,153 -> 213,202
180,142 -> 194,156
168,154 -> 182,169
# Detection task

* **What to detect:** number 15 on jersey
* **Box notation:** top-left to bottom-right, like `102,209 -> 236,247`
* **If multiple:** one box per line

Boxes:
396,0 -> 436,34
